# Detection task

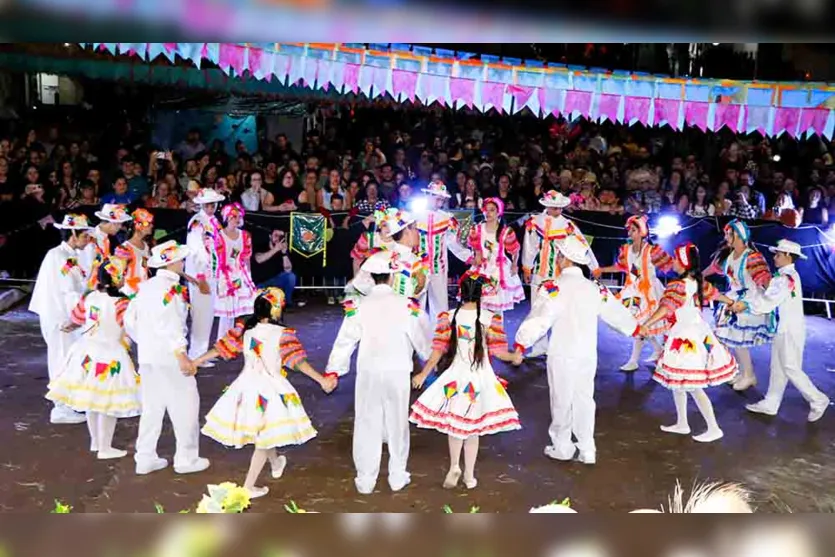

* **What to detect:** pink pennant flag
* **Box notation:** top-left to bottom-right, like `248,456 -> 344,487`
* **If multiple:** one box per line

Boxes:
745,105 -> 771,136
343,63 -> 361,94
218,44 -> 246,75
507,85 -> 534,114
714,103 -> 741,132
597,94 -> 621,123
563,91 -> 592,118
538,88 -> 564,117
371,67 -> 390,98
163,43 -> 177,52
684,101 -> 709,132
450,77 -> 476,109
798,108 -> 829,137
773,107 -> 800,137
624,96 -> 650,126
654,99 -> 681,130
480,82 -> 506,113
247,47 -> 264,79
392,70 -> 418,102
424,74 -> 450,107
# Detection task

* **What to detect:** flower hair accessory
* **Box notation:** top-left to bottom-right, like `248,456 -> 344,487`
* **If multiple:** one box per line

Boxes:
132,208 -> 154,229
626,215 -> 649,238
482,197 -> 505,217
459,269 -> 498,296
221,202 -> 245,223
259,287 -> 286,320
102,257 -> 127,284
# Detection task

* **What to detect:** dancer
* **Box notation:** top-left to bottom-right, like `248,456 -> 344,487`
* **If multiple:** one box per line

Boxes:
514,236 -> 639,464
185,188 -> 224,364
82,203 -> 132,289
193,288 -> 337,499
732,240 -> 830,421
467,198 -> 524,315
593,215 -> 673,371
46,257 -> 141,459
415,180 -> 471,319
410,272 -> 522,490
705,219 -> 775,391
350,209 -> 396,275
521,190 -> 598,357
29,214 -> 93,424
114,208 -> 154,298
213,202 -> 257,336
124,240 -> 209,475
326,251 -> 432,494
640,243 -> 738,443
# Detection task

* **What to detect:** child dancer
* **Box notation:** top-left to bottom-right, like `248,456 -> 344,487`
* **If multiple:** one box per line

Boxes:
350,209 -> 396,275
114,208 -> 154,298
705,219 -> 775,391
640,243 -> 738,443
213,203 -> 257,336
194,288 -> 337,499
46,258 -> 141,458
410,272 -> 521,490
732,240 -> 830,421
29,214 -> 93,424
467,198 -> 524,315
83,203 -> 132,289
593,215 -> 673,370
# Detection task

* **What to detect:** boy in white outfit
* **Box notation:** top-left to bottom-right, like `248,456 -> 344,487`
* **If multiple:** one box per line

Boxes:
326,251 -> 432,494
732,239 -> 830,422
29,214 -> 93,424
125,240 -> 210,475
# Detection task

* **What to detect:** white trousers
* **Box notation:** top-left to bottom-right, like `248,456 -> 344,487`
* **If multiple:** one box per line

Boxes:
353,369 -> 411,492
135,363 -> 201,469
546,356 -> 597,456
188,282 -> 215,359
528,276 -> 550,355
40,320 -> 77,382
425,273 -> 449,322
762,331 -> 828,410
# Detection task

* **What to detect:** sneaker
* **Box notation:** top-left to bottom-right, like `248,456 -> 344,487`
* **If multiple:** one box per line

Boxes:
389,475 -> 411,492
296,300 -> 307,308
327,296 -> 335,305
544,445 -> 576,461
808,398 -> 830,423
136,457 -> 168,475
174,457 -> 210,474
576,451 -> 596,465
270,455 -> 287,479
619,361 -> 639,372
745,401 -> 778,416
50,406 -> 86,425
97,448 -> 128,460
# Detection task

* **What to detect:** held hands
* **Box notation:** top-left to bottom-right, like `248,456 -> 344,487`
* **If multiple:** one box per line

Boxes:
511,349 -> 524,366
591,268 -> 602,279
177,352 -> 197,376
412,372 -> 429,389
60,322 -> 76,333
730,301 -> 747,314
320,374 -> 338,394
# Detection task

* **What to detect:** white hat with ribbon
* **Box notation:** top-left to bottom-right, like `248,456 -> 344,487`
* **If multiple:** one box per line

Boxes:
769,239 -> 807,260
94,203 -> 132,223
556,235 -> 591,265
361,250 -> 397,274
53,213 -> 93,230
539,190 -> 572,208
193,188 -> 225,205
148,240 -> 191,268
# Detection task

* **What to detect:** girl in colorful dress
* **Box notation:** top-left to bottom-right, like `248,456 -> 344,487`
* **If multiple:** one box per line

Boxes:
593,215 -> 674,371
350,209 -> 396,275
705,219 -> 776,391
639,243 -> 737,443
114,208 -> 154,298
194,288 -> 337,499
410,273 -> 521,490
467,198 -> 524,315
46,257 -> 141,459
214,203 -> 257,337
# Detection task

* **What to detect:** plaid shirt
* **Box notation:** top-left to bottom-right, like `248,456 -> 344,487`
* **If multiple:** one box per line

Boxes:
730,201 -> 758,220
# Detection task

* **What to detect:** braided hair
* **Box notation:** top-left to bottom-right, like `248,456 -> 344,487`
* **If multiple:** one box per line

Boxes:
437,275 -> 485,374
241,294 -> 285,333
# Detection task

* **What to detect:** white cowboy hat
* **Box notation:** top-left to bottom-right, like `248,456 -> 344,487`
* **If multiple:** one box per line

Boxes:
53,213 -> 93,230
361,250 -> 397,274
381,209 -> 416,236
148,240 -> 191,268
94,203 -> 132,223
193,188 -> 225,205
420,180 -> 452,198
556,235 -> 591,265
539,190 -> 571,208
769,239 -> 807,260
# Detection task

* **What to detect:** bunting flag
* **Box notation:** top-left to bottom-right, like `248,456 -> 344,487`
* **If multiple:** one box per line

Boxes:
289,212 -> 327,267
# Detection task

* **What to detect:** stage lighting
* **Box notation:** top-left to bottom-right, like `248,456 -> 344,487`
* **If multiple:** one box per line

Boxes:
773,154 -> 781,162
409,197 -> 428,214
654,215 -> 682,238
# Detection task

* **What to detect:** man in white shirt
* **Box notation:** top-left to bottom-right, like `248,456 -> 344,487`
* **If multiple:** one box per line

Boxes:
124,240 -> 209,476
514,236 -> 639,465
29,214 -> 93,424
325,251 -> 432,494
732,239 -> 830,422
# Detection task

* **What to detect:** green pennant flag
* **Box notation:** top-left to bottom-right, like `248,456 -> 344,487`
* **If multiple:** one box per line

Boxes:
290,213 -> 327,266
585,234 -> 594,245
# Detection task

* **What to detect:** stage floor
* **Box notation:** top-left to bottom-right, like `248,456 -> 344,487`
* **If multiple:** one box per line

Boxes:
1,302 -> 834,513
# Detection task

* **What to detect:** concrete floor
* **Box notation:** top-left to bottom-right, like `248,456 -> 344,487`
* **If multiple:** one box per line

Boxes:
1,301 -> 834,513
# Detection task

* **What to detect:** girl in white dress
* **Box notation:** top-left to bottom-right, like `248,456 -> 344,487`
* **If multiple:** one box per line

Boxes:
46,257 -> 141,459
466,197 -> 524,314
213,202 -> 257,335
114,208 -> 154,298
640,243 -> 738,443
410,273 -> 521,490
194,288 -> 337,499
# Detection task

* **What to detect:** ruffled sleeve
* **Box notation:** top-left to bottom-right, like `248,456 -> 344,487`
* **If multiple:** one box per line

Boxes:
746,251 -> 772,289
659,280 -> 688,312
279,328 -> 309,371
69,293 -> 88,325
350,232 -> 371,262
485,313 -> 509,357
649,244 -> 674,273
503,228 -> 520,256
114,297 -> 130,327
432,311 -> 453,353
467,225 -> 480,251
615,244 -> 629,272
214,322 -> 245,360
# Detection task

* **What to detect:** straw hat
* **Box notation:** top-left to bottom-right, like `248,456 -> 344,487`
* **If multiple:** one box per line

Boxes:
94,203 -> 132,224
147,240 -> 190,268
539,190 -> 571,208
556,235 -> 591,265
769,239 -> 807,260
193,188 -> 225,205
54,213 -> 93,230
361,250 -> 397,274
421,180 -> 452,199
380,208 -> 415,235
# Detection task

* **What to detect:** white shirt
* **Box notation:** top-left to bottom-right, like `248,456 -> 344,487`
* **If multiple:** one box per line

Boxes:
185,210 -> 219,280
747,263 -> 804,336
29,241 -> 87,328
124,269 -> 190,365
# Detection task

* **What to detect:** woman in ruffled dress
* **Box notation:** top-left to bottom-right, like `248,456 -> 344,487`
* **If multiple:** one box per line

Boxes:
195,288 -> 337,499
410,273 -> 521,490
640,243 -> 737,443
114,208 -> 154,298
213,202 -> 257,336
467,197 -> 524,315
46,258 -> 141,459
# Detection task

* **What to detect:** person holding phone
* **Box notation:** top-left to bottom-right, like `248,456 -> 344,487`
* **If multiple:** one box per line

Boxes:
254,229 -> 301,308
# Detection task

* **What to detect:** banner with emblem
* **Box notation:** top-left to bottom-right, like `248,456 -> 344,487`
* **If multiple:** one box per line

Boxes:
451,209 -> 475,247
289,212 -> 327,266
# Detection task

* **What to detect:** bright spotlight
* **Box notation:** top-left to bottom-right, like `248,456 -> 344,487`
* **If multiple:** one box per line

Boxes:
772,154 -> 781,162
409,197 -> 428,214
653,215 -> 682,238
712,43 -> 720,46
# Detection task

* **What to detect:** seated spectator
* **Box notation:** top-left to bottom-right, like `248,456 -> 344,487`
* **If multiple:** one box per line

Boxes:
101,177 -> 138,205
254,229 -> 303,307
146,180 -> 180,209
74,180 -> 100,207
712,181 -> 733,216
801,187 -> 828,226
597,189 -> 623,214
179,179 -> 201,213
730,185 -> 758,220
686,185 -> 715,217
240,170 -> 270,212
354,181 -> 389,214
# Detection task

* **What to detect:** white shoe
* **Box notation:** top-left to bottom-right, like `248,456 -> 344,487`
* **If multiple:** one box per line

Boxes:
693,428 -> 724,443
463,476 -> 478,489
247,486 -> 269,499
50,406 -> 86,425
270,455 -> 287,479
136,457 -> 168,475
745,401 -> 778,416
389,475 -> 411,492
660,423 -> 691,435
174,457 -> 210,474
809,398 -> 830,423
443,468 -> 461,489
97,448 -> 128,460
354,479 -> 375,495
576,451 -> 596,465
620,361 -> 639,372
544,445 -> 576,461
732,375 -> 757,391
